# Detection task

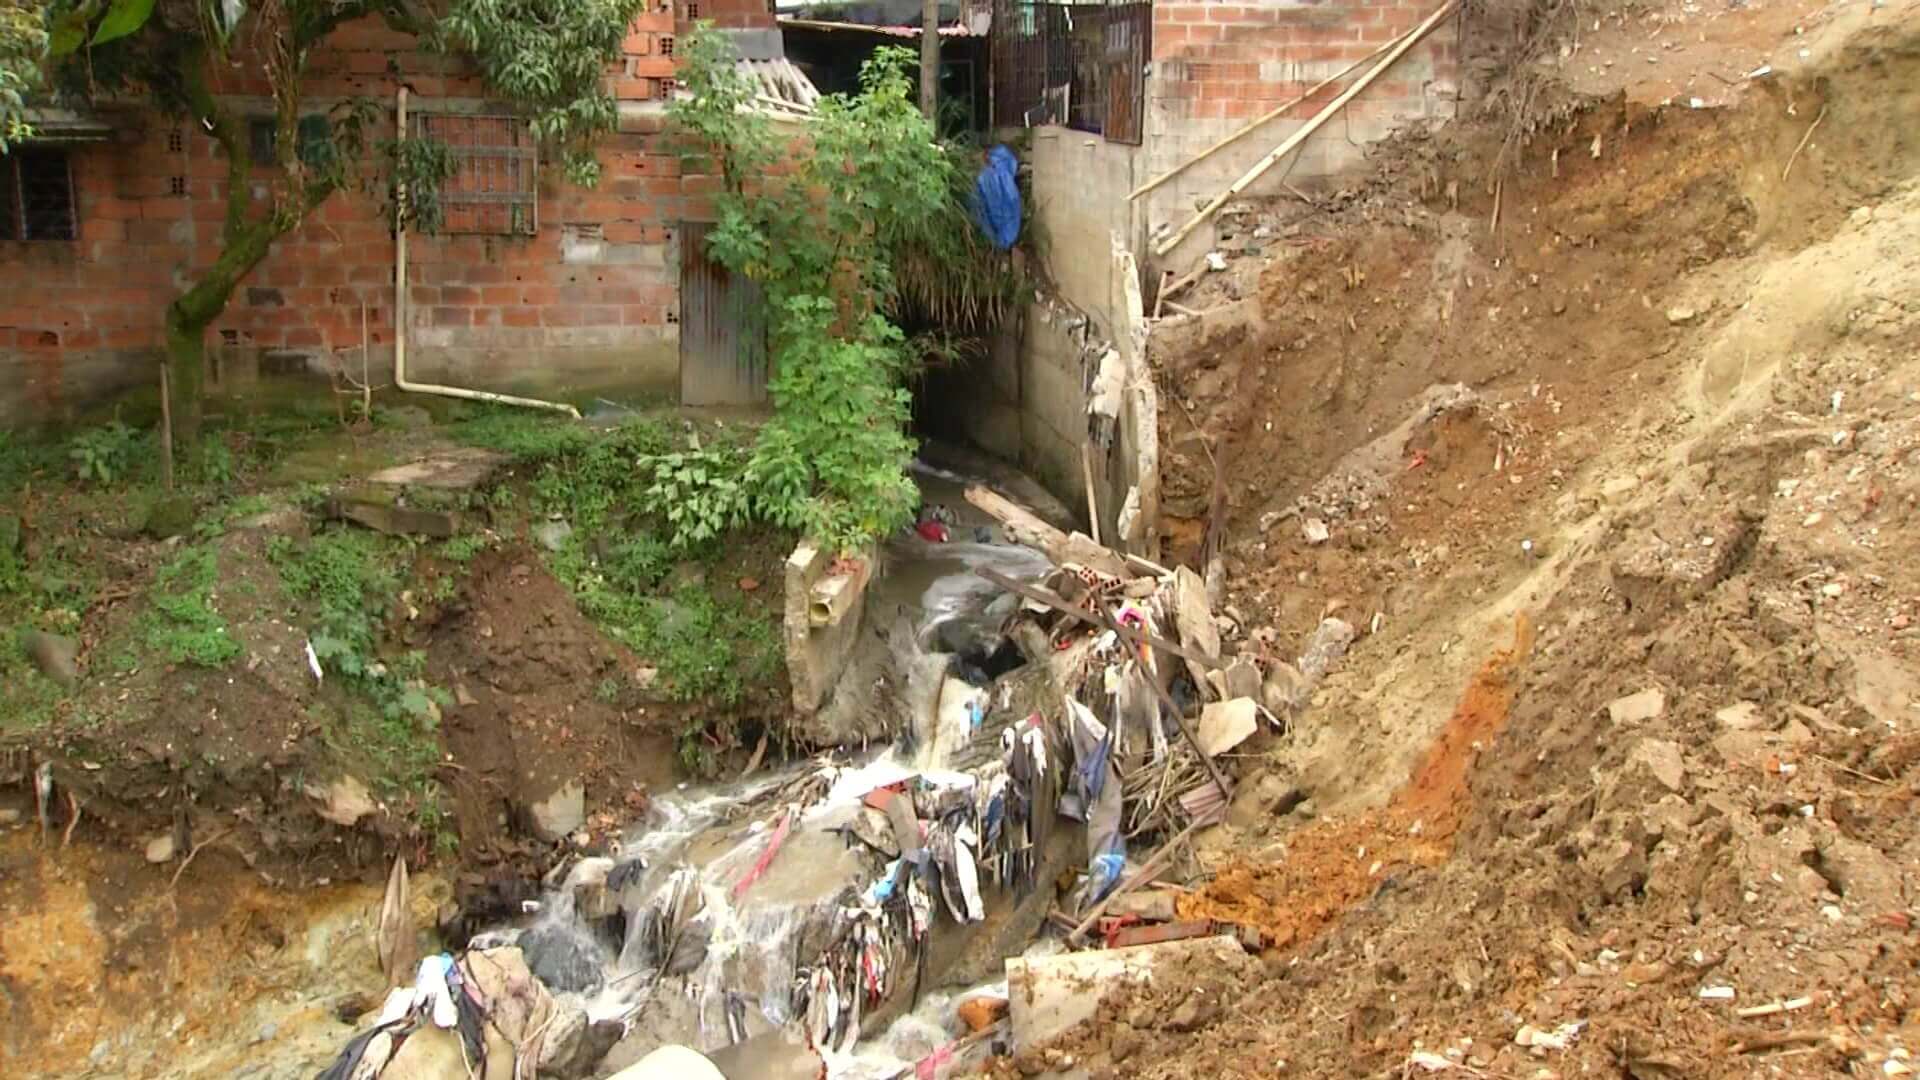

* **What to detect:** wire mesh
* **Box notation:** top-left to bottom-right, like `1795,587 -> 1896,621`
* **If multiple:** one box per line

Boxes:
412,113 -> 538,236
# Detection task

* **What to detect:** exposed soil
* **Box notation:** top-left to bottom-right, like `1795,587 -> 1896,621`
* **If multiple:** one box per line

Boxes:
1026,1 -> 1920,1077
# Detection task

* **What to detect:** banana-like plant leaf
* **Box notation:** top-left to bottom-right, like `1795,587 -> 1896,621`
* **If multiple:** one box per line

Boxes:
89,0 -> 155,46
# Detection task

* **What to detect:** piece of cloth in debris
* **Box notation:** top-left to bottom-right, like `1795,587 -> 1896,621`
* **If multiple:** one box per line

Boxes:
315,1022 -> 407,1080
972,145 -> 1022,251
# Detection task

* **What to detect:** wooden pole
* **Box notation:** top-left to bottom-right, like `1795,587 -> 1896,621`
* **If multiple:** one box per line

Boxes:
921,0 -> 940,122
1154,1 -> 1458,259
1127,36 -> 1404,203
158,364 -> 175,492
1081,442 -> 1102,546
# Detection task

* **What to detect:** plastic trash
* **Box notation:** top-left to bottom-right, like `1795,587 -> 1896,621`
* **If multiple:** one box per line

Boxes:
972,145 -> 1022,251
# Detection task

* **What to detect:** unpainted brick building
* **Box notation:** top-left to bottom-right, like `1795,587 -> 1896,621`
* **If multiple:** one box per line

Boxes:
0,0 -> 782,427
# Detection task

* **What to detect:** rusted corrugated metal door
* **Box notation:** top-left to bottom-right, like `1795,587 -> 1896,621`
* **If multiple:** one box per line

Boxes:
679,221 -> 770,406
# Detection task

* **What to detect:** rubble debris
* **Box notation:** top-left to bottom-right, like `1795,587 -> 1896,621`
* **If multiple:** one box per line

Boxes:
329,495 -> 463,539
143,834 -> 174,863
1008,935 -> 1252,1048
307,775 -> 377,828
528,780 -> 585,843
958,994 -> 1011,1033
1197,698 -> 1259,756
1606,687 -> 1667,724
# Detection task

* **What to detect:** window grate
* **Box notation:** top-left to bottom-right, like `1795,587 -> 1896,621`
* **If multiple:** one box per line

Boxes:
992,0 -> 1149,144
4,149 -> 77,241
411,112 -> 538,236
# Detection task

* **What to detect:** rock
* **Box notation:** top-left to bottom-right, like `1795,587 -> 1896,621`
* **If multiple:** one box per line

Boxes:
535,520 -> 574,552
957,995 -> 1010,1033
1007,936 -> 1251,1049
1166,987 -> 1223,1033
1261,661 -> 1305,713
1302,518 -> 1330,545
367,447 -> 505,490
21,630 -> 79,685
520,922 -> 606,994
1173,566 -> 1221,691
1295,618 -> 1356,686
307,775 -> 376,827
1628,738 -> 1687,791
605,1047 -> 726,1080
144,834 -> 176,864
1197,698 -> 1258,756
142,494 -> 196,540
1220,657 -> 1262,701
575,881 -> 617,922
1109,888 -> 1179,923
1227,772 -> 1303,830
1607,687 -> 1667,724
1665,305 -> 1698,325
529,780 -> 585,842
252,1022 -> 278,1045
538,1008 -> 623,1079
1715,702 -> 1764,730
332,497 -> 462,539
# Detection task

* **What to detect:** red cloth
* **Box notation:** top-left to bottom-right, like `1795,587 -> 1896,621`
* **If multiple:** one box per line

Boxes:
915,520 -> 950,543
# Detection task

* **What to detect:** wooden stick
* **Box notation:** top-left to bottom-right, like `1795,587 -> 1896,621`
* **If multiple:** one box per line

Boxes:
1158,261 -> 1208,307
1781,104 -> 1827,182
1128,36 -> 1404,203
1735,996 -> 1814,1019
1081,443 -> 1102,546
1067,814 -> 1213,945
1154,1 -> 1458,259
1152,269 -> 1172,319
158,364 -> 175,492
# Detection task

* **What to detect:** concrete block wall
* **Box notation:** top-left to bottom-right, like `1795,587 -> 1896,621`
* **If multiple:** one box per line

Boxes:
0,2 -> 769,426
1143,0 -> 1460,262
1025,127 -> 1145,341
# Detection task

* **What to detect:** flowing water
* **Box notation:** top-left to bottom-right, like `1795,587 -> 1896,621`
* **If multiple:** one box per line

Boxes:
478,459 -> 1055,1074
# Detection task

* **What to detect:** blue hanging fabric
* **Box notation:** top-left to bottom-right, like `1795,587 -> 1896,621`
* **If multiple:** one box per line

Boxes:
973,145 -> 1022,252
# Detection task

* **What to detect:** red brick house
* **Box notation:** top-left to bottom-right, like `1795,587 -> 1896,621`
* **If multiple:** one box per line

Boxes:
0,0 -> 798,427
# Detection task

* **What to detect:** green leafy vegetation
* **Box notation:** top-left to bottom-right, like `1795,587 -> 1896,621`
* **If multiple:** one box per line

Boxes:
142,545 -> 241,667
67,421 -> 144,485
671,30 -> 1016,551
268,529 -> 447,724
0,0 -> 48,149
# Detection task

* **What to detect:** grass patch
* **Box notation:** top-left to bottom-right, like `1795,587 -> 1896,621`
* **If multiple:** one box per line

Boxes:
142,546 -> 242,668
0,647 -> 67,732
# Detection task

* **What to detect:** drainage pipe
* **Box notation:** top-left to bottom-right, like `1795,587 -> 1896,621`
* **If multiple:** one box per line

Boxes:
392,88 -> 581,419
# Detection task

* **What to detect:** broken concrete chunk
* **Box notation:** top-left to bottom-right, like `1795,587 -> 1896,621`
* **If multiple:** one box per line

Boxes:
1109,888 -> 1179,923
1714,702 -> 1764,730
1628,738 -> 1687,792
529,780 -> 586,843
1007,935 -> 1251,1049
1221,657 -> 1262,702
144,834 -> 176,863
1197,698 -> 1259,757
1606,687 -> 1667,724
21,630 -> 79,686
1302,517 -> 1330,545
1665,305 -> 1699,325
535,520 -> 574,552
366,447 -> 505,491
1295,618 -> 1356,686
1173,566 -> 1221,690
307,775 -> 376,827
333,497 -> 462,539
1261,661 -> 1305,714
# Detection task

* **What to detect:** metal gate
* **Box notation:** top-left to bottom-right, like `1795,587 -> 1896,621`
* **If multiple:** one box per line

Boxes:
678,221 -> 770,406
992,1 -> 1150,143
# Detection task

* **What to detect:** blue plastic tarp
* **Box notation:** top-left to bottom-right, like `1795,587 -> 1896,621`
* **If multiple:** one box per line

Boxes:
973,145 -> 1022,252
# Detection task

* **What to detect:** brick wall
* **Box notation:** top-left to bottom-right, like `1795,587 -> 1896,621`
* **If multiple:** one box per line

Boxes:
0,3 -> 758,427
1142,0 -> 1460,262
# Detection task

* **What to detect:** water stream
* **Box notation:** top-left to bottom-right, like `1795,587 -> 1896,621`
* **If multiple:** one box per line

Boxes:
475,459 -> 1056,1074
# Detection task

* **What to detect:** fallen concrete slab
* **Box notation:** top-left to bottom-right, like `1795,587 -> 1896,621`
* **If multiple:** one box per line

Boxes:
1006,934 -> 1249,1049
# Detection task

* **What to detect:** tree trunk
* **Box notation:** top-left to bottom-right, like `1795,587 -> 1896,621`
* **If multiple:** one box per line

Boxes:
160,213 -> 297,447
163,319 -> 206,449
920,0 -> 940,122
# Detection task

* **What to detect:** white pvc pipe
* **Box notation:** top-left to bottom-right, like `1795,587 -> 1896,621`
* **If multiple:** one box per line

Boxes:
393,87 -> 582,420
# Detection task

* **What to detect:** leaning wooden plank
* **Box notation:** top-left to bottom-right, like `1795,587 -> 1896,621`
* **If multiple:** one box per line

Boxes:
966,484 -> 1130,577
1153,0 -> 1458,259
1127,35 -> 1404,203
1065,815 -> 1214,945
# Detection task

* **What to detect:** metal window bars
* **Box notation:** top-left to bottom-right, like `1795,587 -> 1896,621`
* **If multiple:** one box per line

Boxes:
4,149 -> 78,241
410,113 -> 539,237
991,0 -> 1149,144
